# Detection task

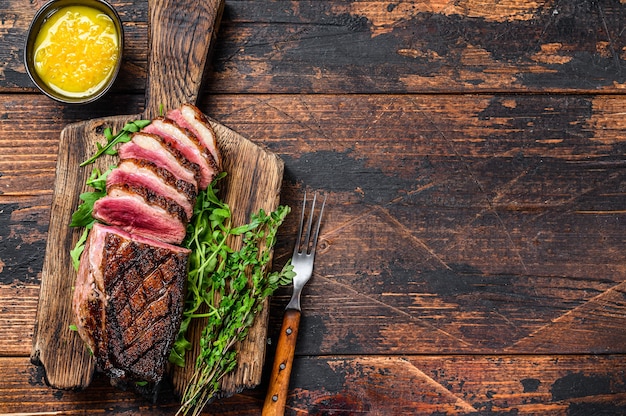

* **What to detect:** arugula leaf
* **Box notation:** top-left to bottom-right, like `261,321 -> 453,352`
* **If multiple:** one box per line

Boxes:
70,228 -> 90,271
69,166 -> 112,228
80,120 -> 150,166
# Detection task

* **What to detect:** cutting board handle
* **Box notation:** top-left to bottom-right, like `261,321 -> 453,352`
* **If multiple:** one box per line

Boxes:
144,0 -> 225,119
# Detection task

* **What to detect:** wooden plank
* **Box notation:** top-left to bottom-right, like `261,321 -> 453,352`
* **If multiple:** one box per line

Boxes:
0,285 -> 38,356
3,1 -> 626,94
2,94 -> 626,356
3,93 -> 626,194
0,356 -> 263,415
0,193 -> 51,287
290,355 -> 626,415
2,355 -> 626,414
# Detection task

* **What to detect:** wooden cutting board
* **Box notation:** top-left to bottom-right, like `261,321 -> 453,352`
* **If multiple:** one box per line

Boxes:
30,0 -> 284,400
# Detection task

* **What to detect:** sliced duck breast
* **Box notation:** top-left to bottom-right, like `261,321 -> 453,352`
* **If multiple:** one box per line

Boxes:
72,223 -> 189,385
118,132 -> 201,191
107,159 -> 196,220
142,118 -> 217,189
92,183 -> 187,244
167,104 -> 221,170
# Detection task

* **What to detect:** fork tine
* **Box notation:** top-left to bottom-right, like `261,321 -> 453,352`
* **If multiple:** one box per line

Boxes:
294,192 -> 327,256
302,193 -> 317,254
309,193 -> 326,256
294,191 -> 307,257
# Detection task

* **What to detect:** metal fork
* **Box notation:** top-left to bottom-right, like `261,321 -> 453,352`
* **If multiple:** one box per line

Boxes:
262,192 -> 326,416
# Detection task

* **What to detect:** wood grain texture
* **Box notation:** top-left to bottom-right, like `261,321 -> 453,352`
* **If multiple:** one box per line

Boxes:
3,0 -> 626,413
284,355 -> 626,415
4,0 -> 626,94
144,0 -> 224,118
2,355 -> 626,415
0,285 -> 38,356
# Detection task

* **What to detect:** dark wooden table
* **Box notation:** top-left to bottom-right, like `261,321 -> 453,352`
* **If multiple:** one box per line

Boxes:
2,0 -> 626,414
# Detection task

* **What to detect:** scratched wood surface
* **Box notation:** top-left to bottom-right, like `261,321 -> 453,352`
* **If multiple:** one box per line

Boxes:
2,0 -> 626,415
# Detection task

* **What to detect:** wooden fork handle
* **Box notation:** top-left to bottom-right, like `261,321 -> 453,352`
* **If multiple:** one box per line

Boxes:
262,309 -> 301,416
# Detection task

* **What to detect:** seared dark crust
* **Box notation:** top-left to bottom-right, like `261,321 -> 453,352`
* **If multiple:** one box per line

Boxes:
114,158 -> 198,205
107,183 -> 188,224
100,231 -> 188,383
123,132 -> 202,186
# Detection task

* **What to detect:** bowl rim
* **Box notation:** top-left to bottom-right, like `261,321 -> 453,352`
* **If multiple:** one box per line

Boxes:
24,0 -> 124,104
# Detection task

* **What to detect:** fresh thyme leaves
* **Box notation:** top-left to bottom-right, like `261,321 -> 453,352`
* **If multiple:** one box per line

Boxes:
80,119 -> 150,167
69,166 -> 113,270
172,175 -> 294,416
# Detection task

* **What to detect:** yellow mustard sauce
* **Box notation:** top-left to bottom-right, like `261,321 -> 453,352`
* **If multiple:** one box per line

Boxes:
33,5 -> 119,98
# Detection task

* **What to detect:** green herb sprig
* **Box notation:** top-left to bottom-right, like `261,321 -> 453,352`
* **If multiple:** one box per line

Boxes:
69,166 -> 113,270
80,120 -> 150,167
172,175 -> 294,416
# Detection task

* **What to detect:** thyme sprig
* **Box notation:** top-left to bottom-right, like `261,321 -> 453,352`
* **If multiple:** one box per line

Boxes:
172,174 -> 293,416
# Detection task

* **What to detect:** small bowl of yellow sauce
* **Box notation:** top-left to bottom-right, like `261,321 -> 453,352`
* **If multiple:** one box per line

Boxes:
25,0 -> 123,104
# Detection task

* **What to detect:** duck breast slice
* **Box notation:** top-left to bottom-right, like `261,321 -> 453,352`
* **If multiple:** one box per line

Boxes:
107,159 -> 196,220
118,132 -> 201,191
167,104 -> 221,170
142,118 -> 217,190
92,184 -> 187,244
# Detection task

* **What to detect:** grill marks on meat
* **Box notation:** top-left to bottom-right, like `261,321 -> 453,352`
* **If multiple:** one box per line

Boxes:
73,224 -> 189,385
105,237 -> 187,384
74,104 -> 221,390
